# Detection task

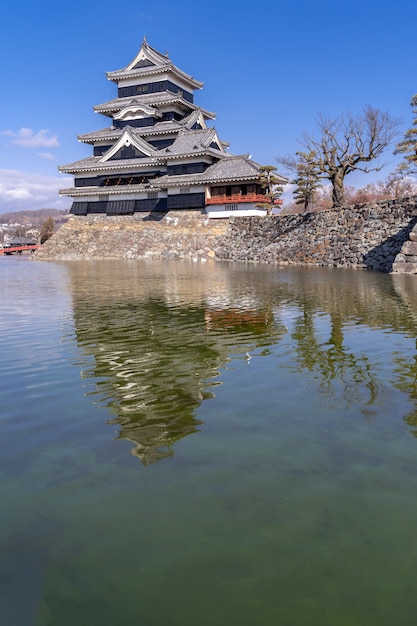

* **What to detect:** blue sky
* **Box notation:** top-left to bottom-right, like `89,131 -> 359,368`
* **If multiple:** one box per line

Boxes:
0,0 -> 416,214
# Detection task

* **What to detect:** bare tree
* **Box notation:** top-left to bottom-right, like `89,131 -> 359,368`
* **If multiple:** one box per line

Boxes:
39,216 -> 55,244
344,172 -> 417,204
374,172 -> 417,200
292,106 -> 401,208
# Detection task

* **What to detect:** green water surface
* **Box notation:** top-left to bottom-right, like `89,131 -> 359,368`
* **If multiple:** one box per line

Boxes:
1,258 -> 417,625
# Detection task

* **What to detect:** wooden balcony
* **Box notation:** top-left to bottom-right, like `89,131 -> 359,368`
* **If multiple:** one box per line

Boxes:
206,194 -> 283,205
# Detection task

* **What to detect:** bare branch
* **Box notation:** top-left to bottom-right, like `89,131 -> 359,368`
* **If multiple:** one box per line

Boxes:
283,107 -> 401,207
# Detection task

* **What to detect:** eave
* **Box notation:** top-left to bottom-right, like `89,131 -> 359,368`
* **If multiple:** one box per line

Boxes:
106,64 -> 204,90
106,37 -> 203,89
78,123 -> 182,144
59,158 -> 167,174
94,93 -> 215,120
59,183 -> 160,197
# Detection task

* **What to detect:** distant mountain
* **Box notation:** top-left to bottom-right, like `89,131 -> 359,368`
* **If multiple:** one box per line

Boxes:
0,208 -> 70,228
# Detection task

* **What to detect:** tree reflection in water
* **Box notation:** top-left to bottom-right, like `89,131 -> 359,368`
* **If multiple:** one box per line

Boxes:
68,261 -> 284,463
67,261 -> 417,462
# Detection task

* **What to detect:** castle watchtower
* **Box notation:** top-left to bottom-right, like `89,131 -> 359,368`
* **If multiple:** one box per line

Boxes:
59,37 -> 287,218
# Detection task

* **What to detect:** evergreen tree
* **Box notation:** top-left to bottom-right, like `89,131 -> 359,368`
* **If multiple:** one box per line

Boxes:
291,151 -> 322,211
256,165 -> 285,215
395,94 -> 417,175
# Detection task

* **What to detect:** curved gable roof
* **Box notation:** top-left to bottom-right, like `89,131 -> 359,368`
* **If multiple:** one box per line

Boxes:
100,129 -> 156,162
106,37 -> 204,90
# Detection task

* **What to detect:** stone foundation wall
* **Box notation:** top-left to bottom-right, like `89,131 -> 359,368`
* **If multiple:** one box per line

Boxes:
34,211 -> 228,261
216,197 -> 417,272
34,197 -> 417,273
391,223 -> 417,273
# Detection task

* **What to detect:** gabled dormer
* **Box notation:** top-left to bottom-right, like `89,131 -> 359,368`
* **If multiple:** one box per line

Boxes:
121,35 -> 171,72
114,100 -> 162,123
183,109 -> 209,131
106,36 -> 204,99
200,128 -> 225,152
100,129 -> 156,161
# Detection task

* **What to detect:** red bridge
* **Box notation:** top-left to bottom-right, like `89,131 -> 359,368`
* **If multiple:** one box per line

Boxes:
0,245 -> 40,255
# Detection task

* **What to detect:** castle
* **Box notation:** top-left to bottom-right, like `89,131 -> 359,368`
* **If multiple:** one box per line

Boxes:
59,37 -> 287,218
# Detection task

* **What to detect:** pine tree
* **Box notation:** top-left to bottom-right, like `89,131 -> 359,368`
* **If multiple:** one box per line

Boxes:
257,165 -> 284,215
395,94 -> 417,175
291,151 -> 322,211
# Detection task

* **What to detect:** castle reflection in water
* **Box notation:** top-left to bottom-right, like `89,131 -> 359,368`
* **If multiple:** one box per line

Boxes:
67,260 -> 417,463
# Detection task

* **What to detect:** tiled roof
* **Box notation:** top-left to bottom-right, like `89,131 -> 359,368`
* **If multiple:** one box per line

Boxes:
78,127 -> 124,143
162,156 -> 287,186
94,93 -> 215,120
78,110 -> 212,143
162,128 -> 225,157
59,184 -> 151,197
78,105 -> 218,143
59,155 -> 166,173
105,37 -> 204,90
61,128 -> 230,173
60,154 -> 287,191
203,156 -> 260,180
78,121 -> 182,143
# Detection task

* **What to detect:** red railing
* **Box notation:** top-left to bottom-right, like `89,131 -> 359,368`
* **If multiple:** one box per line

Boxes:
206,194 -> 282,205
0,245 -> 40,254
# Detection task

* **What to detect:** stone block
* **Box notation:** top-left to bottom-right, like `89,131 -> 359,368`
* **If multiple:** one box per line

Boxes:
401,241 -> 417,255
391,261 -> 417,274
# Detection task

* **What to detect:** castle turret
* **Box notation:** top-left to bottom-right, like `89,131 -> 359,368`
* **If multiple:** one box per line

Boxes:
59,38 -> 287,217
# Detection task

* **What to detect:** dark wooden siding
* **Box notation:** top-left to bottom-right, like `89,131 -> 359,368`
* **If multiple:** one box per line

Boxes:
101,173 -> 162,186
70,202 -> 88,215
148,138 -> 175,149
74,173 -> 163,188
75,177 -> 100,187
167,163 -> 208,176
161,111 -> 184,122
118,81 -> 193,103
106,200 -> 135,215
135,198 -> 167,212
94,145 -> 112,156
87,202 -> 108,213
109,144 -> 147,160
114,118 -> 155,129
70,199 -> 168,215
167,193 -> 205,209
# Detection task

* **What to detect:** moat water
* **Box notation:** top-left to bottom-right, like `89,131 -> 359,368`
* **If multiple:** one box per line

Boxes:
2,256 -> 417,625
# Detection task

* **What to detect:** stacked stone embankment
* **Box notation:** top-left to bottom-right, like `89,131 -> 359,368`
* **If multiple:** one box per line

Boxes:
34,211 -> 228,261
216,196 -> 417,272
35,197 -> 417,273
391,222 -> 417,273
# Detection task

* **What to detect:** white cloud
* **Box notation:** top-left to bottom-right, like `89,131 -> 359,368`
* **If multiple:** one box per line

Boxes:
0,169 -> 72,213
281,182 -> 296,203
1,128 -> 59,148
37,152 -> 56,161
